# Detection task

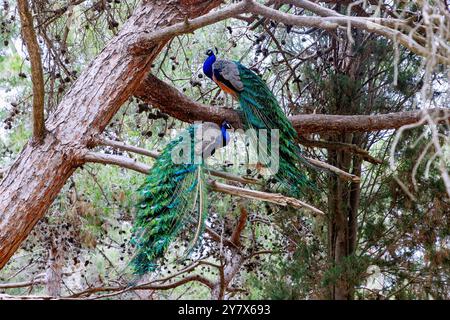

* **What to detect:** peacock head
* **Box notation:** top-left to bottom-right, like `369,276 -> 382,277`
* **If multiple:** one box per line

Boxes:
220,120 -> 232,146
203,48 -> 218,79
221,120 -> 232,130
205,48 -> 215,57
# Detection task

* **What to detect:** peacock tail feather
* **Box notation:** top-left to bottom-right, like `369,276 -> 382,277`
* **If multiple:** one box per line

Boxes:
130,125 -> 210,275
235,62 -> 317,197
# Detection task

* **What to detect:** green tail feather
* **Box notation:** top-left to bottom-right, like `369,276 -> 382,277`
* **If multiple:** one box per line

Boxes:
131,125 -> 209,275
235,62 -> 317,197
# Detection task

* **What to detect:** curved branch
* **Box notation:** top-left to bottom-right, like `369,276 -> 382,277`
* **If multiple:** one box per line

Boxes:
209,180 -> 324,215
130,1 -> 250,54
134,74 -> 242,128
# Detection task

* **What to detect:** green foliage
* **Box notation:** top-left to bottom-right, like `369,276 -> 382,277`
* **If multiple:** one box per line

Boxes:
249,243 -> 323,299
322,254 -> 371,290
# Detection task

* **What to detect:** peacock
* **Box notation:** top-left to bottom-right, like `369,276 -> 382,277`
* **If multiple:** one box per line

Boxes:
203,49 -> 317,197
131,121 -> 232,274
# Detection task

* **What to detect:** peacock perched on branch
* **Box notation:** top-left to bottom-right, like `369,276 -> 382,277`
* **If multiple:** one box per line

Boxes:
203,49 -> 318,197
131,121 -> 232,274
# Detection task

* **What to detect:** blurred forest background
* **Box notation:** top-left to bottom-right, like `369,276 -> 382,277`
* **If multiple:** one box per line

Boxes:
0,0 -> 449,300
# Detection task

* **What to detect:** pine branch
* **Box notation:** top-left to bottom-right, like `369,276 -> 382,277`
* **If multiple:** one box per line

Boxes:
305,157 -> 361,182
209,180 -> 325,215
299,137 -> 383,165
248,0 -> 450,64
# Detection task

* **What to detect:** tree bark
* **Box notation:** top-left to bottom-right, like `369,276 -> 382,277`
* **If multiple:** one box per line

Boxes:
0,0 -> 222,270
327,136 -> 348,300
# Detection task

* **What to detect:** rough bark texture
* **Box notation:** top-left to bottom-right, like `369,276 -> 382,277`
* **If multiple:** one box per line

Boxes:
289,109 -> 450,134
327,132 -> 359,300
0,0 -> 222,270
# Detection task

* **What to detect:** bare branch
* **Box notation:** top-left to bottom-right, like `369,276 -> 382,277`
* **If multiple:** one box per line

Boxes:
305,157 -> 360,182
130,1 -> 250,54
17,0 -> 45,143
209,180 -> 325,215
82,152 -> 324,215
230,204 -> 249,247
299,137 -> 383,164
70,275 -> 214,299
248,0 -> 450,64
84,151 -> 150,175
290,108 -> 450,133
0,275 -> 215,300
206,169 -> 261,185
134,74 -> 242,128
0,277 -> 45,290
93,137 -> 160,159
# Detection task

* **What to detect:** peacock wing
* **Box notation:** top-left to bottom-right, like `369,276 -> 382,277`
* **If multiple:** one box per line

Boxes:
212,59 -> 244,92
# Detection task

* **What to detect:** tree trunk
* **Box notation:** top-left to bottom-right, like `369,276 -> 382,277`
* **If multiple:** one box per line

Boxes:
211,248 -> 244,300
45,241 -> 63,297
327,133 -> 360,300
0,0 -> 222,270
